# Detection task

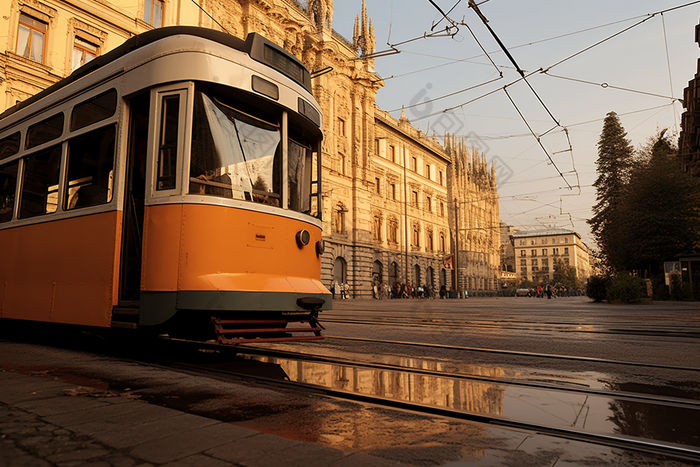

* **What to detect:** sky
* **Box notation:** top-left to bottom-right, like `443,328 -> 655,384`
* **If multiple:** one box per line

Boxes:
328,0 -> 700,247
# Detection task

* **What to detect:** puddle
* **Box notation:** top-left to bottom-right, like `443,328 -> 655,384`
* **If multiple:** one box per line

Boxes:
236,354 -> 700,448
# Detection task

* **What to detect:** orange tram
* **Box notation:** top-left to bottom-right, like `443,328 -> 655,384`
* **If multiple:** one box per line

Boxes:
0,27 -> 331,344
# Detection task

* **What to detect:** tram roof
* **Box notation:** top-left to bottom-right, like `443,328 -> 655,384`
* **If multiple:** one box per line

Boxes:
0,26 -> 311,121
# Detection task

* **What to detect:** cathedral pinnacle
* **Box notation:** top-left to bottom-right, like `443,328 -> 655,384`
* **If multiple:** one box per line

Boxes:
309,0 -> 333,31
352,0 -> 376,56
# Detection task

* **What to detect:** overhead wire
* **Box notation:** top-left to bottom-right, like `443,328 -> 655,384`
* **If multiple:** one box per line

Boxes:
661,12 -> 679,132
541,72 -> 680,101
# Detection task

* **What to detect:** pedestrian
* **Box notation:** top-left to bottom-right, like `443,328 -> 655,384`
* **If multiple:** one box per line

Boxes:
339,282 -> 346,299
439,285 -> 446,299
333,281 -> 340,299
343,282 -> 350,299
330,282 -> 335,299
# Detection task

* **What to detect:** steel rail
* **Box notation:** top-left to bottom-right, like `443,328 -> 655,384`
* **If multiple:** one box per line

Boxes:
227,344 -> 700,408
324,336 -> 700,372
168,359 -> 700,463
320,317 -> 700,337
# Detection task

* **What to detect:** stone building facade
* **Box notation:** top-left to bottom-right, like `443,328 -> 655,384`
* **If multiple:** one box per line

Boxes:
512,229 -> 592,286
0,0 -> 501,298
679,17 -> 700,177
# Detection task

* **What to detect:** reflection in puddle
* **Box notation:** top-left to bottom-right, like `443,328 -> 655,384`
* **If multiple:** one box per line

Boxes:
241,354 -> 700,448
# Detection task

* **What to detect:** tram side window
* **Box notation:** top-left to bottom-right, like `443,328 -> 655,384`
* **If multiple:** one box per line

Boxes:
288,133 -> 313,214
156,95 -> 179,191
64,125 -> 115,210
0,132 -> 21,161
0,161 -> 19,223
19,146 -> 61,219
70,89 -> 117,131
26,113 -> 64,149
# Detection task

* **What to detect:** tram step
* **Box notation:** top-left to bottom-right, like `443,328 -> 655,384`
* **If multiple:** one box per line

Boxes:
112,307 -> 140,316
111,321 -> 138,329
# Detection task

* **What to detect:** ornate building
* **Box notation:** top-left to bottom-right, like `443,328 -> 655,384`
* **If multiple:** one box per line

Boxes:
679,18 -> 700,177
512,228 -> 592,286
0,0 -> 501,298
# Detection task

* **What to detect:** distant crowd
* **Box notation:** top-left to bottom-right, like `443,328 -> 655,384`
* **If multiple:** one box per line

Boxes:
331,281 -> 470,300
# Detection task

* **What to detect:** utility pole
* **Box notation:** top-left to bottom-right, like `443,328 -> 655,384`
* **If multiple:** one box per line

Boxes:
454,197 -> 460,297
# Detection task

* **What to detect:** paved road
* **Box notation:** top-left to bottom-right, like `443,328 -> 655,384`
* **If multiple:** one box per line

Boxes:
1,296 -> 698,466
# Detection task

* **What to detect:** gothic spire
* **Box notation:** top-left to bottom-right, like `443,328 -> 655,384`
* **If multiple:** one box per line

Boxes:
353,0 -> 376,56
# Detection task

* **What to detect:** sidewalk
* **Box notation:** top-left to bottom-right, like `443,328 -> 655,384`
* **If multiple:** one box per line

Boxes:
0,370 -> 401,467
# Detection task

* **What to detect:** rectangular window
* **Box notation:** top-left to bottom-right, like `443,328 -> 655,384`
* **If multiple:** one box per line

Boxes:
72,37 -> 98,72
19,146 -> 61,219
520,250 -> 526,257
71,89 -> 117,131
157,95 -> 179,191
411,190 -> 418,207
0,161 -> 19,223
64,126 -> 116,210
520,259 -> 527,266
144,0 -> 164,27
440,201 -> 444,217
542,258 -> 549,267
17,13 -> 47,63
426,196 -> 431,212
553,248 -> 559,255
375,177 -> 381,194
542,249 -> 547,256
531,249 -> 537,257
391,183 -> 396,200
425,163 -> 431,179
27,113 -> 64,149
439,170 -> 443,185
564,247 -> 569,255
337,117 -> 345,136
389,145 -> 395,163
411,156 -> 417,171
339,153 -> 346,175
0,133 -> 21,161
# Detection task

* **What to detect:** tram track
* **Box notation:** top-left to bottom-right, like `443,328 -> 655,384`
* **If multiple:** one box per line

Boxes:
319,317 -> 700,339
159,340 -> 700,464
323,335 -> 700,372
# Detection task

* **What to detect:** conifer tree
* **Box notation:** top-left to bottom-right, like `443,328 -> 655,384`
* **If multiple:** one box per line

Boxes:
615,131 -> 700,275
588,111 -> 634,272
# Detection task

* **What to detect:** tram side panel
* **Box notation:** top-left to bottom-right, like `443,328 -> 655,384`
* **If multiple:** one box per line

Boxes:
139,203 -> 328,325
0,211 -> 121,327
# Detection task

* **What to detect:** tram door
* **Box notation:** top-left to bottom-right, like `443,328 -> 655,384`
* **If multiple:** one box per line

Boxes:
119,94 -> 149,303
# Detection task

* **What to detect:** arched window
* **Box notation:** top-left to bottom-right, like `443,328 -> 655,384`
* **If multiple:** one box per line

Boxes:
389,262 -> 399,285
414,264 -> 421,285
334,203 -> 347,234
372,260 -> 383,283
427,232 -> 434,252
333,256 -> 347,283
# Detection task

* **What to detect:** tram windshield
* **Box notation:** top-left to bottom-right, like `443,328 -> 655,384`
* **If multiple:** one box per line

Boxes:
189,90 -> 319,216
190,91 -> 281,207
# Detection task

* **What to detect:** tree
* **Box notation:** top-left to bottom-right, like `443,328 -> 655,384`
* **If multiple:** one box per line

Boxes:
553,258 -> 579,289
588,112 -> 635,272
614,131 -> 700,275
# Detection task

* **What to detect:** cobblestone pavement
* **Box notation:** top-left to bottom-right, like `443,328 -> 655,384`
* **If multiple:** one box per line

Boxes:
0,370 -> 401,467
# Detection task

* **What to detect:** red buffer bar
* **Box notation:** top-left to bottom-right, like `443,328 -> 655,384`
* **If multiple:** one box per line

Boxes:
212,317 -> 324,345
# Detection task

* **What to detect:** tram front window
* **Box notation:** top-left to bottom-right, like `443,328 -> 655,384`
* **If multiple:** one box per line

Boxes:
190,92 -> 281,207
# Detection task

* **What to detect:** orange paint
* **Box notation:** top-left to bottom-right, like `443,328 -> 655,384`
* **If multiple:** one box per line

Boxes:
0,211 -> 122,327
141,204 -> 327,295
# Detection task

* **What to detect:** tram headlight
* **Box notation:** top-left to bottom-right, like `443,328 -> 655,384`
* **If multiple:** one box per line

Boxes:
296,229 -> 311,248
315,239 -> 325,257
